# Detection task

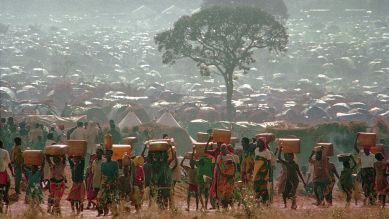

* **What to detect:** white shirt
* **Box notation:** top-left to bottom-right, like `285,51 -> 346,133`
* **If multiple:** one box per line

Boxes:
254,148 -> 272,160
70,127 -> 87,141
86,126 -> 98,154
360,150 -> 376,168
0,148 -> 11,172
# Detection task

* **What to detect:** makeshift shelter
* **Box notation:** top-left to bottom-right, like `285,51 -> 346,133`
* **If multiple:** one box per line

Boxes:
136,123 -> 194,155
119,111 -> 142,131
0,87 -> 16,100
156,112 -> 181,128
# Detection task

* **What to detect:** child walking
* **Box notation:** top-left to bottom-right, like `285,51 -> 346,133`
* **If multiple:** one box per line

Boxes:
181,156 -> 200,211
278,149 -> 306,209
67,156 -> 85,214
132,156 -> 145,212
339,156 -> 356,207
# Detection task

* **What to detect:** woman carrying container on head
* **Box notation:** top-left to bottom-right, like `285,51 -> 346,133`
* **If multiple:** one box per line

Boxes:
354,134 -> 377,206
97,149 -> 119,217
253,137 -> 272,204
212,144 -> 236,209
309,146 -> 330,206
46,155 -> 66,215
277,148 -> 306,209
67,155 -> 86,214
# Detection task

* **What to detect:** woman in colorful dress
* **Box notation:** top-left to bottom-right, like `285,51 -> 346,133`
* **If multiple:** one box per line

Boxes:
86,154 -> 97,209
215,145 -> 236,209
240,137 -> 255,185
47,155 -> 66,215
97,149 -> 119,217
253,138 -> 272,204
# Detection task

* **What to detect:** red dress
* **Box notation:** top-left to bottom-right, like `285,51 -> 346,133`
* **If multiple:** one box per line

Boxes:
374,161 -> 389,195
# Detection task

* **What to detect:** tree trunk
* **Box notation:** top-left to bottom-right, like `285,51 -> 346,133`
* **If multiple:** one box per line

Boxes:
226,82 -> 233,121
225,68 -> 234,121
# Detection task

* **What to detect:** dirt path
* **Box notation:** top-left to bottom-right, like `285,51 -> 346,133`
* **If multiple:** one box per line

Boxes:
1,169 -> 385,218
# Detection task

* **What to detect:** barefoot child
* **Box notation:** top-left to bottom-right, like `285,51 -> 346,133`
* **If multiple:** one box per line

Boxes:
67,156 -> 85,214
193,155 -> 212,210
181,156 -> 200,211
339,156 -> 356,207
374,153 -> 389,208
278,149 -> 306,209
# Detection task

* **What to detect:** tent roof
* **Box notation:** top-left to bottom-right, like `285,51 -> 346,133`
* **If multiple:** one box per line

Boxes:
156,112 -> 181,128
119,111 -> 142,130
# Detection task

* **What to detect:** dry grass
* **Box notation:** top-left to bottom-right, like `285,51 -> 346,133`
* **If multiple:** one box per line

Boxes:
2,181 -> 389,219
3,205 -> 389,219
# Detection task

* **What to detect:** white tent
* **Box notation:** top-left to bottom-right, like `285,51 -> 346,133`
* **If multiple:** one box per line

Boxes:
156,112 -> 181,128
119,111 -> 142,130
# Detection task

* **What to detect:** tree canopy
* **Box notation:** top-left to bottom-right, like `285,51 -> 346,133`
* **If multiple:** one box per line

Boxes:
155,6 -> 288,120
202,0 -> 288,20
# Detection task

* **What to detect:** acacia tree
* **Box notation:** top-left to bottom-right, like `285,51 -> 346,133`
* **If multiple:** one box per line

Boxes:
202,0 -> 288,21
155,6 -> 288,120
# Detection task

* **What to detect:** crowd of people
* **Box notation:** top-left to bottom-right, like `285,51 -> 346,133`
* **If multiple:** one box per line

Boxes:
0,117 -> 389,217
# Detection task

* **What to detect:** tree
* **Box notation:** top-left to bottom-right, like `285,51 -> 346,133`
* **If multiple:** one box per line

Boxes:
202,0 -> 288,21
155,7 -> 288,120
